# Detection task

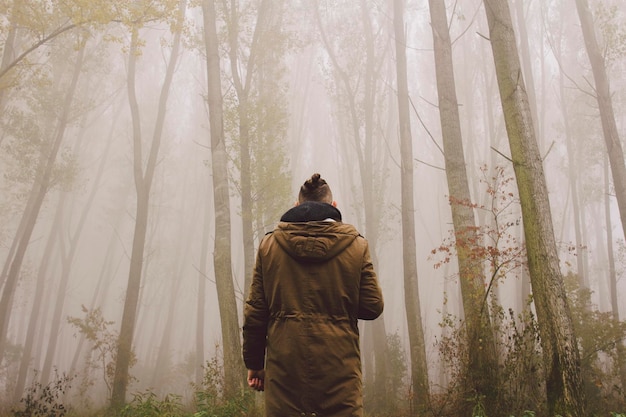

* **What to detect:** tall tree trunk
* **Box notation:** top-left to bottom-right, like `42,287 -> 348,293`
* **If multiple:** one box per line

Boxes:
574,0 -> 626,244
224,0 -> 271,300
110,2 -> 185,405
513,0 -> 539,146
483,1 -> 585,415
605,155 -> 626,391
314,3 -> 391,409
13,194 -> 64,401
549,14 -> 590,288
202,0 -> 244,397
196,187 -> 211,386
394,0 -> 429,413
428,0 -> 499,412
0,39 -> 85,364
151,178 -> 194,388
69,182 -> 129,378
559,66 -> 587,287
358,1 -> 391,410
40,113 -> 105,385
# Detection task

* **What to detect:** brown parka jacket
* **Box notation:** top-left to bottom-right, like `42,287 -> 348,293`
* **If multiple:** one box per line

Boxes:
243,202 -> 384,417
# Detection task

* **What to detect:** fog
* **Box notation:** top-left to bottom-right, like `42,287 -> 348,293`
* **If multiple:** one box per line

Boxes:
1,0 -> 626,415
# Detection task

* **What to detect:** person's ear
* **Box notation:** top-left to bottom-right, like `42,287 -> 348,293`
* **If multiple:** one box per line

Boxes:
294,201 -> 299,206
332,200 -> 337,207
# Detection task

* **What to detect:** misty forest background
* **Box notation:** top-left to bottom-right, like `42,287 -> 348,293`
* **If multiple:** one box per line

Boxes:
1,0 -> 626,416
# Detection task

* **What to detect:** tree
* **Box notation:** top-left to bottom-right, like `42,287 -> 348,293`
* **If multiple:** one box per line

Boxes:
13,194 -> 63,402
574,0 -> 626,246
313,2 -> 394,411
0,35 -> 86,366
222,0 -> 269,300
428,0 -> 499,412
0,0 -> 117,108
201,0 -> 244,397
110,0 -> 184,407
393,0 -> 429,413
483,0 -> 585,415
219,0 -> 292,299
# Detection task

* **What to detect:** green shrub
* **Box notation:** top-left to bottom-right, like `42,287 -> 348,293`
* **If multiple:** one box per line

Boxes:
119,390 -> 184,417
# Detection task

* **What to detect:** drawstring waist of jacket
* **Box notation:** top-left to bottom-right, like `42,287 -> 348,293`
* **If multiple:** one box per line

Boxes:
270,312 -> 355,324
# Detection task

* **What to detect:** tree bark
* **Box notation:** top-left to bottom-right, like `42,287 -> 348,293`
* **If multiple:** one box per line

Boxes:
394,0 -> 429,413
202,0 -> 244,397
484,1 -> 585,415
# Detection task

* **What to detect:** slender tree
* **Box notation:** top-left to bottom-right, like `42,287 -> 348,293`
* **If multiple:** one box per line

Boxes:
313,2 -> 393,410
110,0 -> 185,406
13,194 -> 64,401
428,0 -> 499,412
393,0 -> 429,413
201,0 -> 244,397
0,37 -> 86,364
222,0 -> 269,300
220,0 -> 291,299
552,36 -> 588,286
574,0 -> 626,245
483,0 -> 585,415
605,155 -> 626,391
40,109 -> 111,386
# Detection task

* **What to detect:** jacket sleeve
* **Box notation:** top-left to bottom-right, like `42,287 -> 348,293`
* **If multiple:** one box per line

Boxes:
357,240 -> 384,320
242,249 -> 269,370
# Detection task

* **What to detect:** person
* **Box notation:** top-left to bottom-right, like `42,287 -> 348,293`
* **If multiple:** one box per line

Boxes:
242,173 -> 384,417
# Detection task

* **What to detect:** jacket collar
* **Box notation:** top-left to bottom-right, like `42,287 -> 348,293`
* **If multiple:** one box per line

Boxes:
280,201 -> 342,222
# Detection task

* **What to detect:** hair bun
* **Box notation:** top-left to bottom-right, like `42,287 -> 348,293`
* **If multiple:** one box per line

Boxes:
305,173 -> 325,189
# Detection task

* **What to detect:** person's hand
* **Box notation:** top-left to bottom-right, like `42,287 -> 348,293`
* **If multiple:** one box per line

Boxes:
247,369 -> 265,392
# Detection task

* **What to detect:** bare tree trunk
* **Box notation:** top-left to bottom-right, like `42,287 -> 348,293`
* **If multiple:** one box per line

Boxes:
574,0 -> 626,244
394,0 -> 429,413
110,1 -> 185,405
605,155 -> 626,392
151,178 -> 195,388
313,3 -> 391,410
40,115 -> 106,385
484,1 -> 585,415
13,193 -> 63,402
226,2 -> 250,301
196,188 -> 211,386
428,0 -> 499,412
202,0 -> 244,397
223,0 -> 271,301
69,182 -> 129,378
0,39 -> 85,364
559,69 -> 587,287
512,0 -> 539,145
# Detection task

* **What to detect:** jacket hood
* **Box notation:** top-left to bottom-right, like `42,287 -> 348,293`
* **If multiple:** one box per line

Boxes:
273,221 -> 360,263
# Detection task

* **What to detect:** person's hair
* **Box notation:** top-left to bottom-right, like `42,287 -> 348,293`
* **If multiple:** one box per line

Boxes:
298,173 -> 333,204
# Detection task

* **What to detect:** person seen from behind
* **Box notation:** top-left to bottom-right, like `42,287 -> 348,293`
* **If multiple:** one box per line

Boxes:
243,173 -> 384,417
